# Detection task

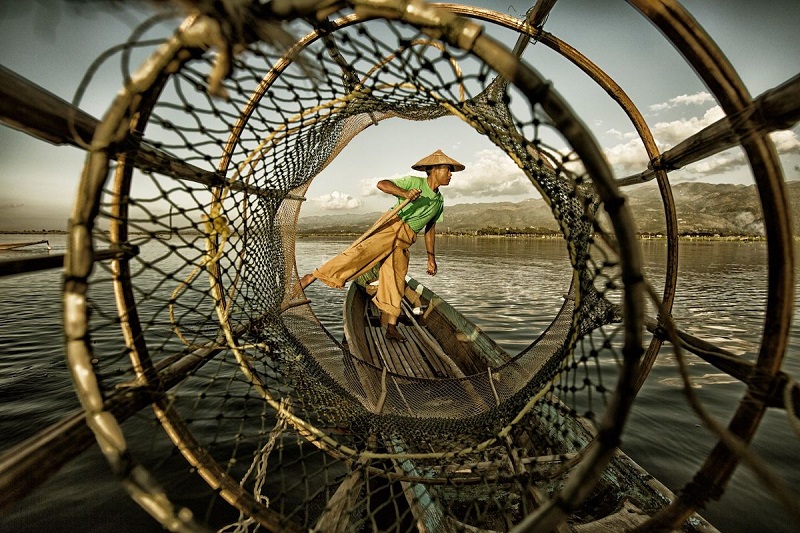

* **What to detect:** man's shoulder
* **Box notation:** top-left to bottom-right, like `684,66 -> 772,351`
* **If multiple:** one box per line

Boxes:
393,174 -> 424,183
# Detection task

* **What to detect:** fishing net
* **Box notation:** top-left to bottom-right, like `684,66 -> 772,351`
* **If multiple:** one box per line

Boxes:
56,1 -> 796,532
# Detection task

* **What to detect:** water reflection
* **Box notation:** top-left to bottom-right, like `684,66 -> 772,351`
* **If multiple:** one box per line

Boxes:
1,234 -> 797,532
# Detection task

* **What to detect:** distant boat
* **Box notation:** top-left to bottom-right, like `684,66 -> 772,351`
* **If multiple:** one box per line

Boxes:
0,239 -> 50,251
342,277 -> 717,531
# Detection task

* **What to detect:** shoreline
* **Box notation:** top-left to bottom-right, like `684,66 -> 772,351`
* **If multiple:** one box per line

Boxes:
1,230 -> 774,242
296,232 -> 771,242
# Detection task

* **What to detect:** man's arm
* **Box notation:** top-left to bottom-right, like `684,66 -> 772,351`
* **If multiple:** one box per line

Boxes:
377,179 -> 421,201
424,221 -> 437,276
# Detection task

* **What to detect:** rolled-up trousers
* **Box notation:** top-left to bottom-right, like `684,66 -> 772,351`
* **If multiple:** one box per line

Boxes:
313,216 -> 416,319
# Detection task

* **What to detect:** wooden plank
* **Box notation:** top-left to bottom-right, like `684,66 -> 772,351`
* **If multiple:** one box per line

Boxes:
365,323 -> 388,369
353,326 -> 385,412
361,304 -> 381,368
363,324 -> 382,368
404,325 -> 450,379
379,318 -> 415,377
403,327 -> 444,378
370,321 -> 406,376
417,330 -> 455,378
400,299 -> 459,378
386,334 -> 415,377
395,325 -> 435,378
389,326 -> 417,376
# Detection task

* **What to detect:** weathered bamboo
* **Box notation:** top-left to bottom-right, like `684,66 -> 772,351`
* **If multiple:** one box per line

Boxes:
0,66 -> 302,202
644,316 -> 800,416
618,73 -> 800,187
0,246 -> 138,278
511,0 -> 558,57
311,457 -> 368,533
0,65 -> 97,146
0,332 -> 232,512
626,0 -> 796,529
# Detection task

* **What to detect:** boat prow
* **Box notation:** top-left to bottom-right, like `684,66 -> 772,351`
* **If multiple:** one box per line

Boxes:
341,276 -> 718,532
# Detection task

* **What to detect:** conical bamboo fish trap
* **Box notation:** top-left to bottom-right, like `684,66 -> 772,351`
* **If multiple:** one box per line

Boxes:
0,0 -> 797,531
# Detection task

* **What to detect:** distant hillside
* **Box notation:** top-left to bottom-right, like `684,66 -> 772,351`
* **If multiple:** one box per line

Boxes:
297,197 -> 557,235
627,181 -> 800,236
297,181 -> 800,237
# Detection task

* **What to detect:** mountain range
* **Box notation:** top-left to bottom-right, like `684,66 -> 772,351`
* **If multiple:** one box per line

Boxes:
298,181 -> 800,237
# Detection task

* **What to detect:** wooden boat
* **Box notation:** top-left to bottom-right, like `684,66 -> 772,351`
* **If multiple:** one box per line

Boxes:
0,239 -> 50,251
1,2 -> 797,530
343,276 -> 719,532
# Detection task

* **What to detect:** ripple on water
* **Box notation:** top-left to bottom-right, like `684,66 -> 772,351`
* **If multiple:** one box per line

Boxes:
1,236 -> 796,532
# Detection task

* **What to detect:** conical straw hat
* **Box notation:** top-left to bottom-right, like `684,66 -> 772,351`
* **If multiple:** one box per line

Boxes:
411,149 -> 465,172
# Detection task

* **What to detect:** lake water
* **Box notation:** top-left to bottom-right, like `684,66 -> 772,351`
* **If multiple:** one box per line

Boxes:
1,234 -> 798,532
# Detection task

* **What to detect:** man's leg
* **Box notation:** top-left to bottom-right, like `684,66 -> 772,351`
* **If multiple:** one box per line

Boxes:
374,232 -> 412,342
295,220 -> 400,297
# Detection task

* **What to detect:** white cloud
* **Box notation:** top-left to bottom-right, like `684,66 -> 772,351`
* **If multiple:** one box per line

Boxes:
447,148 -> 533,198
604,106 -> 729,174
359,173 -> 407,197
605,106 -> 800,179
605,129 -> 638,143
358,149 -> 534,199
690,149 -> 747,175
649,92 -> 714,112
652,106 -> 726,147
688,130 -> 800,176
771,130 -> 800,155
310,191 -> 361,210
360,178 -> 381,197
604,138 -> 649,173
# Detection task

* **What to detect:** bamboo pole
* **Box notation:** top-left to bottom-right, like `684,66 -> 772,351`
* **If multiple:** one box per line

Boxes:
0,66 -> 303,202
0,246 -> 138,278
643,316 -> 800,415
617,73 -> 800,187
0,330 -> 233,511
511,0 -> 558,57
349,197 -> 412,248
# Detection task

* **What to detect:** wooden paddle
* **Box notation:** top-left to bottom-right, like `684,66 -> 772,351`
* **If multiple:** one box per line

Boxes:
349,196 -> 412,248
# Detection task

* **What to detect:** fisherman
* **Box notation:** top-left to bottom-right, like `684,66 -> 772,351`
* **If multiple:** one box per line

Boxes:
297,149 -> 464,342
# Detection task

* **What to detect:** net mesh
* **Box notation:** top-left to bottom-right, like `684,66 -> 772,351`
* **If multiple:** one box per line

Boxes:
64,3 -> 668,532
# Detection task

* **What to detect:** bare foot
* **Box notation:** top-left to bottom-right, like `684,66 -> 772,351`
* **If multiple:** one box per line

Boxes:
299,273 -> 316,289
291,273 -> 316,297
386,324 -> 406,342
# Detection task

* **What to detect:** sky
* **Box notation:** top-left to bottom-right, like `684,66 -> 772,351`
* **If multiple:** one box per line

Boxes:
1,0 -> 798,229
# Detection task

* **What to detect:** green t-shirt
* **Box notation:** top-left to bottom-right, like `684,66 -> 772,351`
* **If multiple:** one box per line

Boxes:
391,176 -> 444,233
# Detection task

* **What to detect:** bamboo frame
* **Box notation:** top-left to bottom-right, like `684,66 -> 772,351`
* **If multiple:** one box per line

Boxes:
0,67 -> 303,202
0,0 -> 794,530
626,0 -> 796,528
617,73 -> 800,187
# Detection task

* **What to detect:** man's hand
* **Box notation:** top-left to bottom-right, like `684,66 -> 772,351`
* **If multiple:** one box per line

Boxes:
426,254 -> 437,276
404,188 -> 422,201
